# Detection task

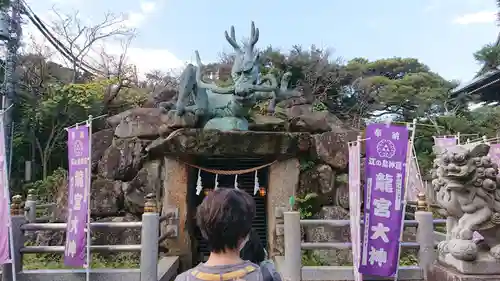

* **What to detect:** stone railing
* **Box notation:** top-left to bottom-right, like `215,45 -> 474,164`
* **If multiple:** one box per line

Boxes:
280,195 -> 441,281
31,203 -> 56,223
1,192 -> 179,281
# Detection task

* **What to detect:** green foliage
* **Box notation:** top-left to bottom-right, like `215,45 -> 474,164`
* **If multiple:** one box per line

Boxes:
23,253 -> 139,270
23,239 -> 139,269
295,193 -> 319,219
434,225 -> 446,233
399,252 -> 418,266
301,250 -> 328,266
15,78 -> 113,181
111,87 -> 150,112
411,107 -> 500,173
22,168 -> 67,203
0,0 -> 9,9
312,101 -> 327,112
301,250 -> 418,266
343,58 -> 460,121
336,174 -> 348,184
254,48 -> 461,136
29,82 -> 103,127
252,100 -> 272,115
31,79 -> 110,123
474,43 -> 500,72
299,159 -> 316,171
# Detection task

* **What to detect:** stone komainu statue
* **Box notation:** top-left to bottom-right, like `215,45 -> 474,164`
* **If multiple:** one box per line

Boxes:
432,143 -> 500,261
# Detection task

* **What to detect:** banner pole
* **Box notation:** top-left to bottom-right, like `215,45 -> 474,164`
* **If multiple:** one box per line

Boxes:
64,114 -> 107,132
8,122 -> 13,181
394,119 -> 417,281
411,145 -> 424,196
85,115 -> 93,281
356,135 -> 363,281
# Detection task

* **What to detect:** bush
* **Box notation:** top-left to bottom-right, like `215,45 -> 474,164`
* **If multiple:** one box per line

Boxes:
22,168 -> 67,202
23,253 -> 139,269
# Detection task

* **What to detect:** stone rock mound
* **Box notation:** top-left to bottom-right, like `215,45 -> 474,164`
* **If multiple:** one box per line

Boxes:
46,91 -> 361,265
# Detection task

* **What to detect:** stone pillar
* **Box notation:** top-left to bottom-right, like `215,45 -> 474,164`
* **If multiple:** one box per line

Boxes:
267,158 -> 300,258
283,211 -> 301,281
25,189 -> 36,223
141,193 -> 159,281
160,157 -> 191,270
415,193 -> 436,280
3,195 -> 24,281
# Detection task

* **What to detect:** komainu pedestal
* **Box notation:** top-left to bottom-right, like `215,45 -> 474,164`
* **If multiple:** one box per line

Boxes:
429,263 -> 500,281
429,143 -> 500,280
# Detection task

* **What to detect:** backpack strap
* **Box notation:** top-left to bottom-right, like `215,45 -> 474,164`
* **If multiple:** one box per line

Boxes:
259,261 -> 282,281
260,264 -> 272,281
191,265 -> 257,281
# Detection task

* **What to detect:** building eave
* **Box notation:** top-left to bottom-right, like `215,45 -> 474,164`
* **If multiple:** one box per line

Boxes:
451,30 -> 500,98
451,69 -> 500,96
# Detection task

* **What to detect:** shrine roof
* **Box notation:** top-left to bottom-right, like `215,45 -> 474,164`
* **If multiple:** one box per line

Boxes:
451,69 -> 500,102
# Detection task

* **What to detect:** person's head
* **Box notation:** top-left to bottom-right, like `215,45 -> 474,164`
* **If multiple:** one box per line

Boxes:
197,188 -> 256,253
240,229 -> 266,264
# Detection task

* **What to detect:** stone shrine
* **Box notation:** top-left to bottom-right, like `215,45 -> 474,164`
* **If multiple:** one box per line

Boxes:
38,22 -> 360,270
429,142 -> 500,280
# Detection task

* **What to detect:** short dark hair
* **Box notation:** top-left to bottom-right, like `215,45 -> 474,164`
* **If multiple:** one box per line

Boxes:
240,229 -> 266,264
196,188 -> 255,253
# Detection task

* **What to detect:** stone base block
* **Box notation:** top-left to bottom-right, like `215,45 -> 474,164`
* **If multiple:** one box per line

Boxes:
439,252 -> 500,275
204,117 -> 249,131
429,263 -> 500,281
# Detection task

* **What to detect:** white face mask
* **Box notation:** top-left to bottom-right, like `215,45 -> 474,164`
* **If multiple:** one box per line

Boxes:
238,235 -> 250,252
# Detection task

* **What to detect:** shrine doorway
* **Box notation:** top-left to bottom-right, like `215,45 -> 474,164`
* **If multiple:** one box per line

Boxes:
186,156 -> 270,263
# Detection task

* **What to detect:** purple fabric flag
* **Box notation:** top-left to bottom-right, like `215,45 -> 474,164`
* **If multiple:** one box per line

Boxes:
359,123 -> 409,277
433,136 -> 457,148
489,143 -> 500,167
64,125 -> 91,267
406,146 -> 423,202
0,117 -> 11,265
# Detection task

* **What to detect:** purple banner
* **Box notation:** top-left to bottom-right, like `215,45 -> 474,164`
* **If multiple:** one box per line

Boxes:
0,117 -> 11,265
489,143 -> 500,167
406,147 -> 423,202
433,136 -> 457,148
64,126 -> 91,267
359,123 -> 409,277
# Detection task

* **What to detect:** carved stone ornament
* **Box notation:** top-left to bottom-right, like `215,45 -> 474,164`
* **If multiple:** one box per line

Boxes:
432,143 -> 500,274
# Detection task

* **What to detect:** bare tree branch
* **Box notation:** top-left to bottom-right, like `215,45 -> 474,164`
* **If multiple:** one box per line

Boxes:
93,35 -> 137,113
50,7 -> 136,82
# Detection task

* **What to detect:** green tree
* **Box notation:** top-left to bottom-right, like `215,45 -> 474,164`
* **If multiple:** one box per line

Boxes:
342,58 -> 462,120
214,46 -> 462,134
258,49 -> 465,173
473,43 -> 500,73
16,79 -> 110,180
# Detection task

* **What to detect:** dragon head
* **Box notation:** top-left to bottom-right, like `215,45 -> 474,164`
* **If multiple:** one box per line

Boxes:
194,22 -> 277,102
226,22 -> 261,96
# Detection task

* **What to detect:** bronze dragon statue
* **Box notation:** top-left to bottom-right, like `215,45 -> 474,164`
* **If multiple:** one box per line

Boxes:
159,22 -> 300,131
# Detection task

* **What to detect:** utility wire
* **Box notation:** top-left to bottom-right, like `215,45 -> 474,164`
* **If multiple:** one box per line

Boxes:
20,0 -> 105,76
22,1 -> 101,75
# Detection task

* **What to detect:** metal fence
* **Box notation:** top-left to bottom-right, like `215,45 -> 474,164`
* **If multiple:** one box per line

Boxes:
280,194 -> 441,281
1,191 -> 179,281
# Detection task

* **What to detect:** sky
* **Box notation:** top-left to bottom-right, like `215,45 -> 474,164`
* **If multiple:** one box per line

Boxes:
23,0 -> 499,83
